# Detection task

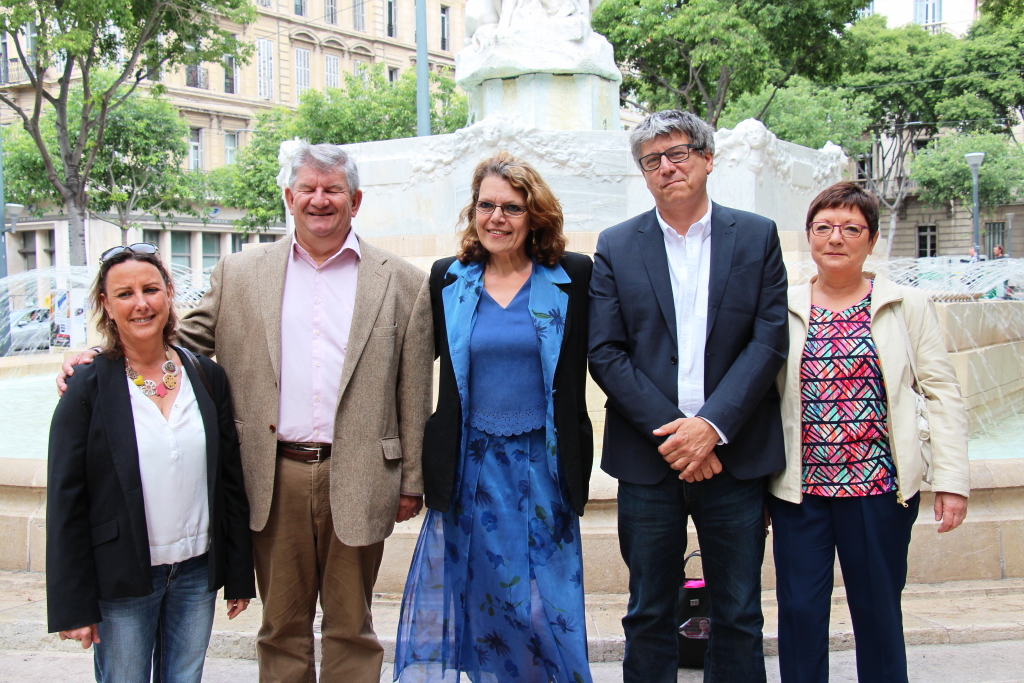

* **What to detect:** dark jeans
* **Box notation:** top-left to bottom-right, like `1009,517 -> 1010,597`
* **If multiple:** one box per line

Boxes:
767,492 -> 920,683
618,470 -> 767,683
94,553 -> 216,683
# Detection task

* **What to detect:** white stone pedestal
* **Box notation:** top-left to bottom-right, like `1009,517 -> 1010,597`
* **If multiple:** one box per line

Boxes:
467,73 -> 620,131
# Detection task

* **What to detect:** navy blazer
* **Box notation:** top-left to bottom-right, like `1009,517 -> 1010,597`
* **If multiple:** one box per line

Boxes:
588,203 -> 788,484
45,348 -> 255,634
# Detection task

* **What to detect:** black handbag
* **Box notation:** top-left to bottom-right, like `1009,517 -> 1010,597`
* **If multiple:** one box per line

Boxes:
675,550 -> 711,669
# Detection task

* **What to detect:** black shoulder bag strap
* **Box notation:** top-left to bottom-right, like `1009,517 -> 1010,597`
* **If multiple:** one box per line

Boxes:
178,346 -> 214,399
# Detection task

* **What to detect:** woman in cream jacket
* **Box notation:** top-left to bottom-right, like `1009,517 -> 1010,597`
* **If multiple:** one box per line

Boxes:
768,182 -> 970,683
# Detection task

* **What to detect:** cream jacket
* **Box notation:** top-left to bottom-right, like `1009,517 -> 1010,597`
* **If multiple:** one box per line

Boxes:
768,274 -> 970,505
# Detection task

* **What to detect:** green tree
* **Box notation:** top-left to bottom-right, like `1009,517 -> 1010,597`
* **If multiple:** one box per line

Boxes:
209,107 -> 296,233
592,0 -> 869,126
720,76 -> 873,154
840,15 -> 955,256
981,0 -> 1024,24
5,84 -> 204,245
933,17 -> 1024,135
0,0 -> 254,265
910,133 -> 1024,212
215,65 -> 468,232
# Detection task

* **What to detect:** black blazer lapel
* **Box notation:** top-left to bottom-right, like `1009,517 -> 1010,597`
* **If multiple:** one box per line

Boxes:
97,354 -> 151,571
177,347 -> 219,506
636,209 -> 678,348
706,202 -> 737,340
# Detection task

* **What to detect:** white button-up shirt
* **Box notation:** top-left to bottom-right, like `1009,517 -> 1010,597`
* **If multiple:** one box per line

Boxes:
658,202 -> 726,443
128,367 -> 210,566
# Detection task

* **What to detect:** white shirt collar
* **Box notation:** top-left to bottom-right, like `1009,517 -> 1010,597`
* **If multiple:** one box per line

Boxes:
657,200 -> 712,241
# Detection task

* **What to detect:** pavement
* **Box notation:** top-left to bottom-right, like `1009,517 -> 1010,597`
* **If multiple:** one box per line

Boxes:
3,570 -> 1024,681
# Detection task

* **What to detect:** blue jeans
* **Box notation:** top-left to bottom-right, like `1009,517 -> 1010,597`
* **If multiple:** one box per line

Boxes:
768,492 -> 920,683
94,553 -> 217,683
618,470 -> 767,683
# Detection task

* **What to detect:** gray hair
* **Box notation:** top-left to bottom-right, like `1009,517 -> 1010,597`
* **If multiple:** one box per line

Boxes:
629,110 -> 716,169
287,141 -> 360,192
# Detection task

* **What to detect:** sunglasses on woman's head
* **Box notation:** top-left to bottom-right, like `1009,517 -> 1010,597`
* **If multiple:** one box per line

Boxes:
99,243 -> 159,263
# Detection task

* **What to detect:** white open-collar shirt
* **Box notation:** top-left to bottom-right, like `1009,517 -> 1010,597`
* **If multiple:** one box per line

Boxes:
657,201 -> 726,443
128,366 -> 210,565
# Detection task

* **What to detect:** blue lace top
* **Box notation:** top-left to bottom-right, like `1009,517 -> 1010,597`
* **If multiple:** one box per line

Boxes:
467,281 -> 547,436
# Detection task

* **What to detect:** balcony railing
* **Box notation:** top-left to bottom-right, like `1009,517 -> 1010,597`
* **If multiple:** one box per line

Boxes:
185,65 -> 209,89
0,59 -> 33,84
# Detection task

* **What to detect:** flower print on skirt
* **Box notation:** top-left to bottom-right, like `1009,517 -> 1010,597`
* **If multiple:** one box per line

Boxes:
394,426 -> 591,683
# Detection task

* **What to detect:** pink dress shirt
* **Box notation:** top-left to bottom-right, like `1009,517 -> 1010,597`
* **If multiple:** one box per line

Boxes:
277,229 -> 360,444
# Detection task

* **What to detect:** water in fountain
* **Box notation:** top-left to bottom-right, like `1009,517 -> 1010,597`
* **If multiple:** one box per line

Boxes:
1,259 -> 1021,460
0,263 -> 210,460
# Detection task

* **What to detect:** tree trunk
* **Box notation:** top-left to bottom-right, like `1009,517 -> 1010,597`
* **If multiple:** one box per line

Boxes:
886,205 -> 899,260
121,227 -> 129,246
66,196 -> 88,266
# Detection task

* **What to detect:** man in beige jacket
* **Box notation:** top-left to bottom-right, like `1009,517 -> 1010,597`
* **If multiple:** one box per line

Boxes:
62,142 -> 433,682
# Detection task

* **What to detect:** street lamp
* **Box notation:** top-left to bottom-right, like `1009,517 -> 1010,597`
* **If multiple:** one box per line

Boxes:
965,152 -> 985,259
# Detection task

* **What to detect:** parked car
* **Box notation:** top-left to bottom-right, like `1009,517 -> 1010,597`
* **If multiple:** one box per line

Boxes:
9,307 -> 51,351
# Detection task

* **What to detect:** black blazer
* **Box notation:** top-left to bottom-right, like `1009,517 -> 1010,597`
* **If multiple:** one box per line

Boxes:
588,203 -> 789,484
46,347 -> 255,634
422,252 -> 594,515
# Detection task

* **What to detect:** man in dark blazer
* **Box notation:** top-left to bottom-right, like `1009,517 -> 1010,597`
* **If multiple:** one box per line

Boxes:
589,110 -> 788,683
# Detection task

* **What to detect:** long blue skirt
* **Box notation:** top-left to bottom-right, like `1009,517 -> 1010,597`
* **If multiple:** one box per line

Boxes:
394,426 -> 591,683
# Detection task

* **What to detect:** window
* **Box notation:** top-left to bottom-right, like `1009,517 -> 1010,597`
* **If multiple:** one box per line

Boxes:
202,233 -> 221,270
985,222 -> 1007,259
259,233 -> 277,243
231,234 -> 246,253
917,224 -> 937,258
185,63 -> 209,89
255,0 -> 271,6
857,1 -> 874,18
170,232 -> 192,269
143,229 -> 161,248
354,59 -> 368,78
914,0 -> 942,31
440,6 -> 451,51
325,0 -> 337,23
325,54 -> 340,89
353,0 -> 365,31
294,47 -> 310,100
388,67 -> 399,83
20,232 -> 36,271
189,128 -> 203,171
224,55 -> 237,93
224,132 -> 238,165
294,0 -> 305,15
387,0 -> 397,37
43,229 -> 55,260
256,38 -> 274,100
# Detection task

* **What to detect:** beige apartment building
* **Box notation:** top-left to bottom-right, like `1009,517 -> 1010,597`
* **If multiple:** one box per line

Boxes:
2,0 -> 465,277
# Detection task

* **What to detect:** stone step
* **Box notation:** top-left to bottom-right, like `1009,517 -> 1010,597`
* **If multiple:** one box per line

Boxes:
3,571 -> 1023,664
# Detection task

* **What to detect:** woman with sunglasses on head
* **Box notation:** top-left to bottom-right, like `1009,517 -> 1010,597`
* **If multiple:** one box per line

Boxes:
394,152 -> 594,683
46,244 -> 255,683
767,183 -> 971,683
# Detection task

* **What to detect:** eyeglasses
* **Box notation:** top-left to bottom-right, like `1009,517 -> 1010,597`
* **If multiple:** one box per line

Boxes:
638,144 -> 703,173
476,201 -> 527,218
808,222 -> 870,239
100,243 -> 159,262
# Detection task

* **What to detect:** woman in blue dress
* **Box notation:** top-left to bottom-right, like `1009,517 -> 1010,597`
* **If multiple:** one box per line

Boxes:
394,152 -> 594,683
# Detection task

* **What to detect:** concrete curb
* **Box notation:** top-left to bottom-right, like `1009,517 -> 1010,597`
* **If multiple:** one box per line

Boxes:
5,618 -> 1024,663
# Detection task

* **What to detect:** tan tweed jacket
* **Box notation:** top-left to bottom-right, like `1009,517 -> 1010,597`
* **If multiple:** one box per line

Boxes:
179,236 -> 433,546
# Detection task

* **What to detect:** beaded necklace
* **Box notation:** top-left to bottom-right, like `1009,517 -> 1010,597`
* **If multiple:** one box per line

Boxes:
125,347 -> 180,398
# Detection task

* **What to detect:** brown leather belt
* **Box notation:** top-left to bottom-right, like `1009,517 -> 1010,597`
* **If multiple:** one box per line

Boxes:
277,441 -> 332,463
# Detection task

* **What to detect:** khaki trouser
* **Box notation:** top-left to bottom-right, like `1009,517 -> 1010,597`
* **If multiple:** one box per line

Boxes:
253,455 -> 386,683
